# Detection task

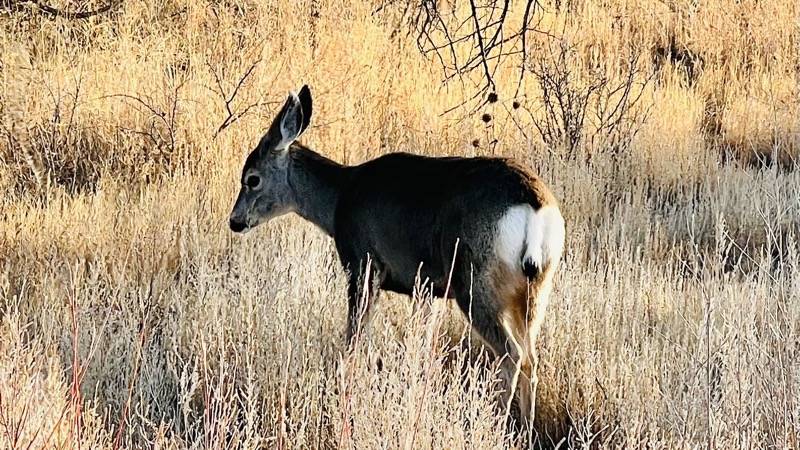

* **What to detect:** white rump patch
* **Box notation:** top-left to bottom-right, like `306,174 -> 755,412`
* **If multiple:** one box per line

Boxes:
535,205 -> 566,268
495,204 -> 565,270
495,205 -> 533,268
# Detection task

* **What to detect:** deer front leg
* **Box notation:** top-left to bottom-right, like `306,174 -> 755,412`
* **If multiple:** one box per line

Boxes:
344,257 -> 383,350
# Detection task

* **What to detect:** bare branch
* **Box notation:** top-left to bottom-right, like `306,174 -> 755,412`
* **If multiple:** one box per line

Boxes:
386,0 -> 542,113
102,71 -> 187,156
463,0 -> 495,99
516,0 -> 538,96
208,56 -> 266,138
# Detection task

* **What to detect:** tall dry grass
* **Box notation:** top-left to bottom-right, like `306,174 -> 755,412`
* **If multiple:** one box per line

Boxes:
0,0 -> 798,448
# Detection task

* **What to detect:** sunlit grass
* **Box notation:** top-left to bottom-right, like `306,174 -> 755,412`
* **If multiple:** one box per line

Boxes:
0,0 -> 797,448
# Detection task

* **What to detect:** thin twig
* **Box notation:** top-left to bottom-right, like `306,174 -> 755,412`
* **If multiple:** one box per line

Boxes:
516,0 -> 539,96
210,56 -> 265,138
468,0 -> 496,94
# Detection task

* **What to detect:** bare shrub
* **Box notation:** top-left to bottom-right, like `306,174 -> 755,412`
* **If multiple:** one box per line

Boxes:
0,68 -> 111,196
525,39 -> 652,160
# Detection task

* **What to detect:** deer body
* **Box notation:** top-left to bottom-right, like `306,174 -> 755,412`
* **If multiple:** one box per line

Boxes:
229,85 -> 565,424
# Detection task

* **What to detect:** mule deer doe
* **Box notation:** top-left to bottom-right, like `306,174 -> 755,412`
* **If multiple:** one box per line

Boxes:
229,85 -> 565,424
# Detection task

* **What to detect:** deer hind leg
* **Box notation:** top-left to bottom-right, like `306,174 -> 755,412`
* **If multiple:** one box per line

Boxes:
453,280 -> 532,426
486,264 -> 558,431
466,309 -> 527,418
498,295 -> 539,431
517,263 -> 559,428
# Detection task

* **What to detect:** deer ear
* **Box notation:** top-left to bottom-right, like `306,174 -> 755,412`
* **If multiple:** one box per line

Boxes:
262,88 -> 306,155
297,84 -> 312,135
276,91 -> 304,150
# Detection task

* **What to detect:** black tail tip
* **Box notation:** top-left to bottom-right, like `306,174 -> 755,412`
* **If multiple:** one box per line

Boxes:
522,260 -> 540,280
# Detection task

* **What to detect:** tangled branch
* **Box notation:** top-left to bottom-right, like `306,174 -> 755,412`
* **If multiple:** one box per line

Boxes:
206,55 -> 272,139
524,39 -> 653,159
385,0 -> 548,112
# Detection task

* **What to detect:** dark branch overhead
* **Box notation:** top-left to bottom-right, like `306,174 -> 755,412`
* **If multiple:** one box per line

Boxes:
376,0 -> 551,113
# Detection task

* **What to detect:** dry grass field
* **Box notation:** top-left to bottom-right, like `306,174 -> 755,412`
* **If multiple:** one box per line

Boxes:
0,0 -> 798,448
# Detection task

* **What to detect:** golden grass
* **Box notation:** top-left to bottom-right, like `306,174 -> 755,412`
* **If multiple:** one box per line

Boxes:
0,0 -> 798,448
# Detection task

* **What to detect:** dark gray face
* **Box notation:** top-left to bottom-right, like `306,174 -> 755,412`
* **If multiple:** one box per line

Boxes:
229,150 -> 293,233
229,85 -> 313,233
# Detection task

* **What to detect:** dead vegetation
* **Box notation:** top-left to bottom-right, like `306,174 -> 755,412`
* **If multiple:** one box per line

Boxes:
0,0 -> 798,448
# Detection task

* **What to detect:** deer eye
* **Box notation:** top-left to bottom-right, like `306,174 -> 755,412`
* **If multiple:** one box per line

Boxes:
245,175 -> 261,188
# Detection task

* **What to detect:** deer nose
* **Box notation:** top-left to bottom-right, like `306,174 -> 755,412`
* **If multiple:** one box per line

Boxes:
229,219 -> 247,233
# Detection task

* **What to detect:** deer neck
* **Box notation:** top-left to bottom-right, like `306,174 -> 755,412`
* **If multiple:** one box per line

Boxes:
287,145 -> 352,237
